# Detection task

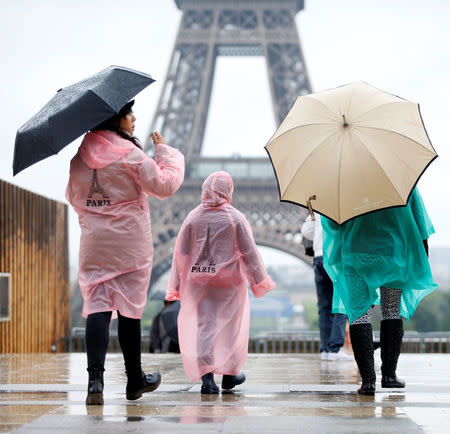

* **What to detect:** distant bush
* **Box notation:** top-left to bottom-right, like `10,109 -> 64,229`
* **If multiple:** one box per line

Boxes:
141,300 -> 164,330
406,290 -> 450,332
303,300 -> 319,330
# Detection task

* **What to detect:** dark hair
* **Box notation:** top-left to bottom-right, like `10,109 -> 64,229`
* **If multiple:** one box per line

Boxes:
92,100 -> 142,149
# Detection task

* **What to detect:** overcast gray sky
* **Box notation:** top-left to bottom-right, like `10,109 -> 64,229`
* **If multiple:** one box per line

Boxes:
1,0 -> 449,273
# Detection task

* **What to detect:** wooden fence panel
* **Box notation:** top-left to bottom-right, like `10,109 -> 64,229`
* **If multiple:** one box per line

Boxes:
0,180 -> 70,353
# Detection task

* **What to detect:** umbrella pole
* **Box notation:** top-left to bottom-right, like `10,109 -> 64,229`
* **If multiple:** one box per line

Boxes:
307,195 -> 316,221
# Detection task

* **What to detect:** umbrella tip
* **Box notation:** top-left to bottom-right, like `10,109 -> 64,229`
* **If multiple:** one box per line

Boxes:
342,114 -> 349,127
57,88 -> 63,92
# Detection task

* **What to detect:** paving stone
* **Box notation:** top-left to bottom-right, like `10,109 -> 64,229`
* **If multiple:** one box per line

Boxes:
1,353 -> 449,433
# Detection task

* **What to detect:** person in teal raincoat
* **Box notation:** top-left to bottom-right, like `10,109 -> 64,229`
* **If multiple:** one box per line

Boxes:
322,187 -> 437,395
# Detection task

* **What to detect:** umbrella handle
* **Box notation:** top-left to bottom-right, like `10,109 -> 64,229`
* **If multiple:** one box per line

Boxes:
307,195 -> 316,221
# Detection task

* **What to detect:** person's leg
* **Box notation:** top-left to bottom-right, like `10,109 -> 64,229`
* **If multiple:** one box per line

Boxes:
380,287 -> 405,388
350,309 -> 376,395
197,298 -> 219,394
219,292 -> 247,390
328,313 -> 348,352
314,256 -> 333,354
118,311 -> 161,400
85,311 -> 112,405
118,312 -> 141,375
327,313 -> 353,360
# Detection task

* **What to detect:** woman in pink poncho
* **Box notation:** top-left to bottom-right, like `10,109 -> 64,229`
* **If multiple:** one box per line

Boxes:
66,100 -> 184,405
166,171 -> 275,394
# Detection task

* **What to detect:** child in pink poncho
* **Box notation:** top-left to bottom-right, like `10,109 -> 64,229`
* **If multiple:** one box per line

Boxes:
66,100 -> 184,405
166,171 -> 275,394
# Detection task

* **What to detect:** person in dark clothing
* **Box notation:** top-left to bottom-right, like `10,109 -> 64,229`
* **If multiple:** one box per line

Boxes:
150,300 -> 180,353
302,214 -> 352,361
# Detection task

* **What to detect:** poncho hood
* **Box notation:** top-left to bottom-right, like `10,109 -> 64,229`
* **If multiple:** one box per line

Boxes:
79,130 -> 135,169
201,171 -> 234,207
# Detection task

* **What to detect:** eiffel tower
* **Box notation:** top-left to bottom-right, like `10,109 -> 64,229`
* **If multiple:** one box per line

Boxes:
194,225 -> 216,266
147,0 -> 312,285
87,169 -> 109,198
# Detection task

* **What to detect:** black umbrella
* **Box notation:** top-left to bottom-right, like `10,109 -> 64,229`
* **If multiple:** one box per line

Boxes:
160,300 -> 180,342
13,65 -> 155,175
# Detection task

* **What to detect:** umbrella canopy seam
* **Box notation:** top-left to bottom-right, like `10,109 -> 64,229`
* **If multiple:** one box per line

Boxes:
356,125 -> 436,154
46,90 -> 118,154
350,130 -> 406,205
265,123 -> 338,151
279,128 -> 339,198
342,83 -> 358,125
88,89 -> 117,116
350,100 -> 409,123
337,135 -> 344,223
305,95 -> 342,120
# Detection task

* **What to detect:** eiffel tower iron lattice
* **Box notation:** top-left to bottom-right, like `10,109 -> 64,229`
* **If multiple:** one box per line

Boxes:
147,0 -> 313,286
194,225 -> 216,266
87,169 -> 109,199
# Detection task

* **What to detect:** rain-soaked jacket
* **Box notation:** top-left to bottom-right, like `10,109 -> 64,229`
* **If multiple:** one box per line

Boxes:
66,130 -> 184,319
166,171 -> 275,380
322,187 -> 437,323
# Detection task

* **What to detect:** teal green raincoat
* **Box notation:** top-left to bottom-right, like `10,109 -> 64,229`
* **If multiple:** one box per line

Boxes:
322,188 -> 438,323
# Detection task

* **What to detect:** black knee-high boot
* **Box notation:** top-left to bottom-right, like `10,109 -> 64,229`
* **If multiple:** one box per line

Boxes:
118,313 -> 161,400
380,319 -> 405,388
349,323 -> 376,395
86,368 -> 104,405
85,312 -> 111,405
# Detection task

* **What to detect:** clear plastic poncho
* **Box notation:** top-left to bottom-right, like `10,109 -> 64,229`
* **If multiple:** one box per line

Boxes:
322,187 -> 438,323
66,130 -> 184,319
166,171 -> 275,380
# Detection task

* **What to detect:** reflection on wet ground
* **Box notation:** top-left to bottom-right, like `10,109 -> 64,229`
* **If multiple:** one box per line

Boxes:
0,353 -> 449,432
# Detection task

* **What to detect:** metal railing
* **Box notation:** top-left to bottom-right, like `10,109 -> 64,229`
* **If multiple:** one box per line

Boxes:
57,327 -> 151,353
248,331 -> 450,354
58,329 -> 450,354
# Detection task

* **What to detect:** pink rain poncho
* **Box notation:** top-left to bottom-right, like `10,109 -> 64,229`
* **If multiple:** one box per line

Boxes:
66,130 -> 184,319
166,171 -> 275,380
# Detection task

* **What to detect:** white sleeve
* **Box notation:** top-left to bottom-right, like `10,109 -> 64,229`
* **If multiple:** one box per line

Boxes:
301,214 -> 315,241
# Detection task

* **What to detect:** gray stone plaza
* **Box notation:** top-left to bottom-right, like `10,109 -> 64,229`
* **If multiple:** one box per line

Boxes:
1,353 -> 449,433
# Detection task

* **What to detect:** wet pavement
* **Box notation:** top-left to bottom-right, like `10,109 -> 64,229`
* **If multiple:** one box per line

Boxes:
0,353 -> 449,433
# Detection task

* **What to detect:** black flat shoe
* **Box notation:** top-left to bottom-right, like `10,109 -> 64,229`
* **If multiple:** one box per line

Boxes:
201,373 -> 219,394
381,375 -> 405,388
126,371 -> 161,400
221,373 -> 246,390
357,381 -> 376,395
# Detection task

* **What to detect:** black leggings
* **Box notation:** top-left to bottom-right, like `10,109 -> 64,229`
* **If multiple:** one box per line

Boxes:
85,311 -> 142,375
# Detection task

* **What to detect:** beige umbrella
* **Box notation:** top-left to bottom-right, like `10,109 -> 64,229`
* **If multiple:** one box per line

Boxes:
265,81 -> 437,224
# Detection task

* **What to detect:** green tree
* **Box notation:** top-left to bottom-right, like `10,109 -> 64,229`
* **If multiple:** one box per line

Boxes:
303,300 -> 318,330
408,290 -> 450,332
